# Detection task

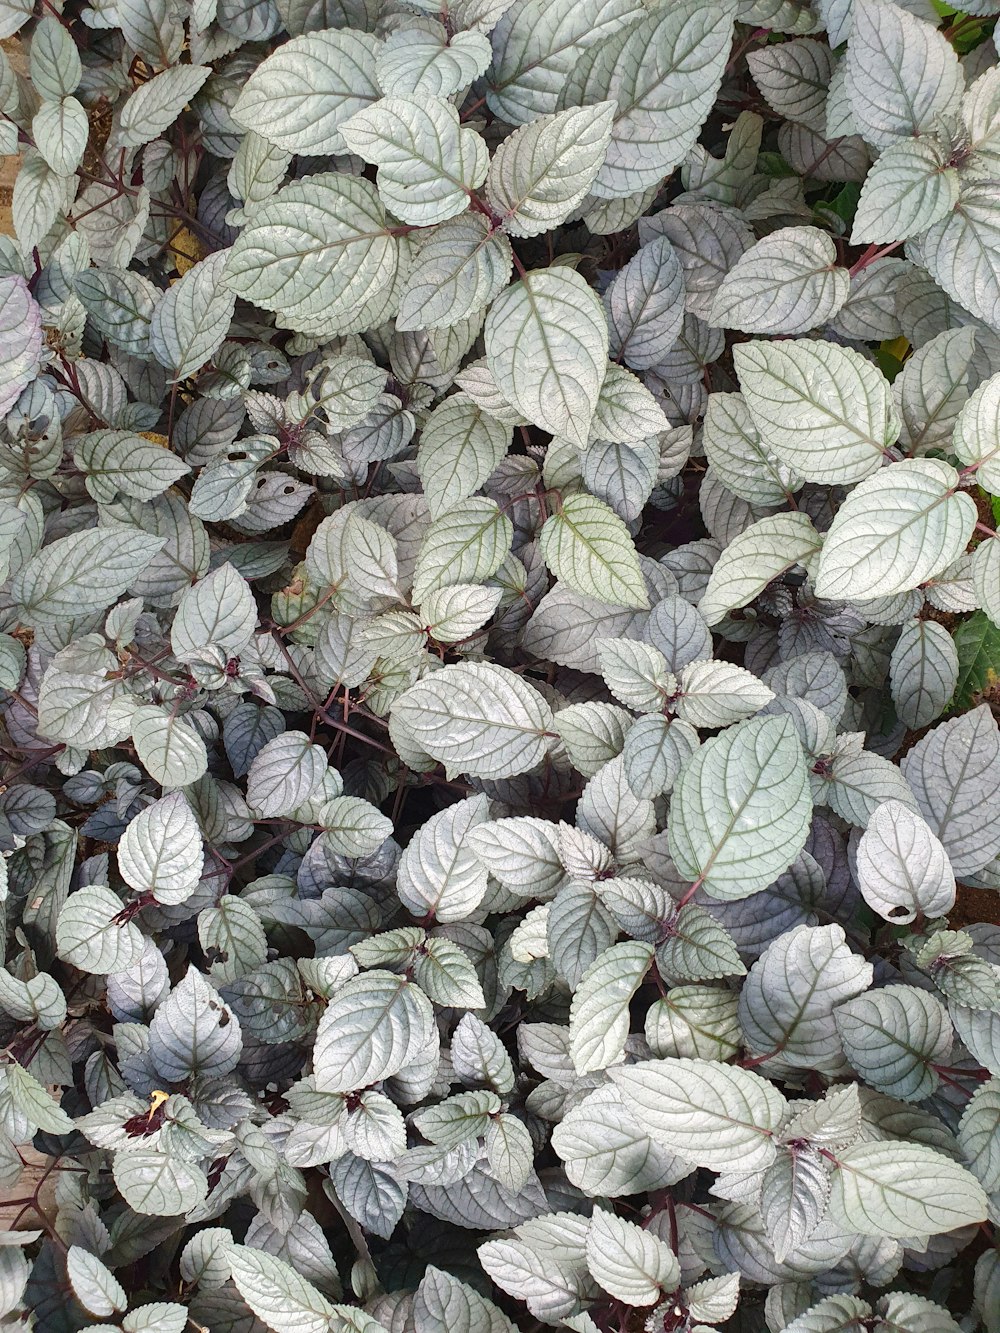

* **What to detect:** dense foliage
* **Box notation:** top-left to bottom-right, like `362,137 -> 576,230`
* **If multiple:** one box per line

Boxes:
4,0 -> 1000,1328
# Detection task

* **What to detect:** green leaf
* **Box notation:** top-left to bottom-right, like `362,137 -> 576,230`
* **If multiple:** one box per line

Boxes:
12,529 -> 165,620
485,268 -> 609,446
540,493 -> 648,609
4,1063 -> 73,1134
313,970 -> 435,1092
414,1266 -> 518,1333
734,338 -> 898,485
416,395 -> 511,520
486,102 -> 615,237
952,611 -> 1000,711
829,1142 -> 987,1239
227,1245 -> 335,1333
709,227 -> 849,336
610,1057 -> 787,1174
396,214 -> 512,332
391,661 -> 554,779
814,459 -> 976,601
340,96 -> 487,226
232,29 -> 380,155
412,498 -> 513,601
568,940 -> 652,1074
56,886 -> 145,975
148,966 -> 242,1081
851,137 -> 958,245
132,705 -> 209,787
699,511 -> 822,626
118,65 -> 211,149
668,715 -> 812,900
118,791 -> 203,906
149,251 -> 236,380
246,730 -> 328,818
224,174 -> 399,336
585,1208 -> 679,1307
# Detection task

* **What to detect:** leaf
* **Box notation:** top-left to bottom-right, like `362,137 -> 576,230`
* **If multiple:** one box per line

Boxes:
854,800 -> 955,925
486,0 -> 646,125
814,459 -> 975,601
118,791 -> 204,906
563,0 -> 739,199
851,137 -> 958,245
952,611 -> 1000,712
73,431 -> 190,504
313,969 -> 434,1092
416,395 -> 511,520
540,493 -> 648,610
412,498 -> 513,602
674,659 -> 775,729
901,705 -> 1000,876
747,37 -> 832,132
486,102 -> 615,237
484,268 -> 608,446
702,392 -> 801,508
227,1245 -> 335,1333
895,326 -> 976,458
709,227 -> 849,336
699,512 -> 821,626
953,372 -> 1000,495
919,183 -> 1000,333
112,1151 -> 207,1216
150,251 -> 236,380
232,28 -> 380,155
958,1079 -> 1000,1194
668,715 -> 812,900
224,174 -> 398,336
568,941 -> 653,1074
171,563 -> 256,662
421,584 -> 503,643
829,1142 -> 987,1239
340,96 -> 488,227
889,617 -> 959,730
605,236 -> 685,370
467,817 -> 564,898
199,897 -> 268,984
377,27 -> 492,98
414,1266 -> 518,1333
12,529 -> 165,620
118,65 -> 212,149
246,730 -> 328,818
0,276 -> 42,417
585,1209 -> 679,1307
845,0 -> 962,149
4,1063 -> 73,1134
738,924 -> 874,1075
656,903 -> 745,983
734,338 -> 898,485
391,662 -> 553,778
148,966 -> 242,1081
66,1247 -> 126,1318
396,214 -> 513,332
396,795 -> 490,922
56,886 -> 145,975
610,1057 -> 787,1174
835,984 -> 952,1102
131,706 -> 209,787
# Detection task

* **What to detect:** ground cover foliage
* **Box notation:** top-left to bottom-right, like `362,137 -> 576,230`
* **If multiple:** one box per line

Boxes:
5,0 -> 1000,1328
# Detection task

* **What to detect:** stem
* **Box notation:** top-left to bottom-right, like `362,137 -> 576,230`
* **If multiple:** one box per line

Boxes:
849,240 -> 903,276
